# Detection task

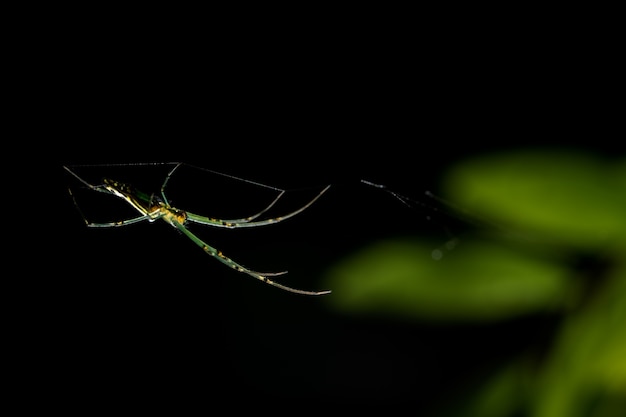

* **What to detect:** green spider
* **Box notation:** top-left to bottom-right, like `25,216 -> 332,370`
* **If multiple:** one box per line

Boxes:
64,163 -> 331,295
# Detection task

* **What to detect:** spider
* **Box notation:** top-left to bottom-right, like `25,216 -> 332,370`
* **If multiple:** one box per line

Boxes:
63,163 -> 331,295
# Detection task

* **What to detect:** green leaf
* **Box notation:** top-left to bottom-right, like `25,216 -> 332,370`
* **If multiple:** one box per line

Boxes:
442,151 -> 626,251
325,238 -> 574,321
530,264 -> 626,417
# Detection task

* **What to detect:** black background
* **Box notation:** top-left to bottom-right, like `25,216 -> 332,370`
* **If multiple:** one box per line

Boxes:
18,14 -> 623,413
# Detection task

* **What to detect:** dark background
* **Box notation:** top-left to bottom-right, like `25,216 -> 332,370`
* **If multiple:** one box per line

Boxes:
21,14 -> 622,413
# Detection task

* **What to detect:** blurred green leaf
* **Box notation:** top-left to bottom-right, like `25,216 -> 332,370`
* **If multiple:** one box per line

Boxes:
325,238 -> 574,321
530,264 -> 626,417
442,151 -> 626,251
457,361 -> 531,417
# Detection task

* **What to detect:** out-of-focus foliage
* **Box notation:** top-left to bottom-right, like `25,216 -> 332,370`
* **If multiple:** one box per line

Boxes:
325,237 -> 576,321
444,151 -> 626,252
324,150 -> 626,416
461,262 -> 626,417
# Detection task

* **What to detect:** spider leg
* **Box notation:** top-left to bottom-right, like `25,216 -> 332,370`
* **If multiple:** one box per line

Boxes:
217,190 -> 285,223
67,188 -> 151,227
160,162 -> 183,206
160,163 -> 288,224
171,220 -> 331,295
82,215 -> 151,228
65,168 -> 153,227
63,166 -> 112,194
185,185 -> 331,228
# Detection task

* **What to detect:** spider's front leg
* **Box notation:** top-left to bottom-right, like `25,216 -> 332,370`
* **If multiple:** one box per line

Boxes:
64,167 -> 152,228
66,187 -> 151,228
